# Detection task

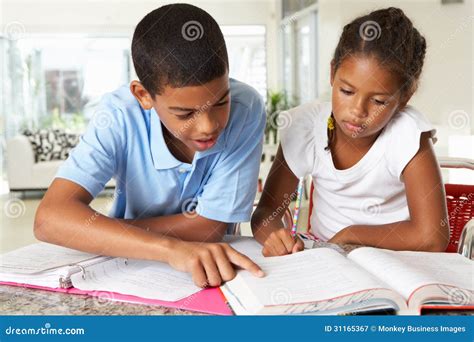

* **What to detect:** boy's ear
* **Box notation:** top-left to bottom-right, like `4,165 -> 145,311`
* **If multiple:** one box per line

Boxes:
330,60 -> 336,86
130,81 -> 154,110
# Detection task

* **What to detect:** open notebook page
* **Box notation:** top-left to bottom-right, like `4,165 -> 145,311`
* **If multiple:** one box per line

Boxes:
0,243 -> 104,274
225,236 -> 263,259
235,247 -> 388,306
70,237 -> 262,302
70,257 -> 202,302
347,247 -> 474,300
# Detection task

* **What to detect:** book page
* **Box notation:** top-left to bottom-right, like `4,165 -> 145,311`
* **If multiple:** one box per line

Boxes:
234,247 -> 389,306
0,243 -> 102,275
69,236 -> 260,303
70,257 -> 202,302
347,247 -> 474,300
225,236 -> 263,259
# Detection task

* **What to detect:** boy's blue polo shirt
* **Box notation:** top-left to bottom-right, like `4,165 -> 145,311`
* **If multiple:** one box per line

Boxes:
56,78 -> 265,223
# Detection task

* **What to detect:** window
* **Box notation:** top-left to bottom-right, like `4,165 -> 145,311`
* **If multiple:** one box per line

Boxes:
295,14 -> 317,104
282,24 -> 295,101
222,25 -> 267,99
281,7 -> 318,105
29,37 -> 129,122
1,36 -> 131,136
282,0 -> 317,18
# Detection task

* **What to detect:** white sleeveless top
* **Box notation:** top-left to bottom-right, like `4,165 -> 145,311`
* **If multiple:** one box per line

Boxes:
280,101 -> 436,241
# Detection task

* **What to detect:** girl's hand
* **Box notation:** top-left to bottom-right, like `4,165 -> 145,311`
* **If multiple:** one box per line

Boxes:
262,228 -> 304,257
166,240 -> 264,288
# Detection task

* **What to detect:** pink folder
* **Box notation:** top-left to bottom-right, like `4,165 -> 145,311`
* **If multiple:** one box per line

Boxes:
0,281 -> 233,315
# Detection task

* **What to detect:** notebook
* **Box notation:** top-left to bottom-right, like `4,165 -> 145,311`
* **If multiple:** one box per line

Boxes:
222,238 -> 474,315
0,242 -> 232,315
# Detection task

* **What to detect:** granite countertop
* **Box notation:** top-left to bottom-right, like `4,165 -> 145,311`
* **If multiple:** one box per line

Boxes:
0,283 -> 203,315
0,242 -> 471,315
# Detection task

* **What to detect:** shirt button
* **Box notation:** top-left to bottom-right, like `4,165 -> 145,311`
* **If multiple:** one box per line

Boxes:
178,168 -> 187,173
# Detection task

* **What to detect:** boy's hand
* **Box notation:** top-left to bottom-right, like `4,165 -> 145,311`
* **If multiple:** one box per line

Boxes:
262,228 -> 304,257
166,241 -> 264,288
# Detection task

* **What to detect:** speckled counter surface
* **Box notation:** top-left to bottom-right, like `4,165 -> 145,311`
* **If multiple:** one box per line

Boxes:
0,284 -> 204,315
0,242 -> 472,315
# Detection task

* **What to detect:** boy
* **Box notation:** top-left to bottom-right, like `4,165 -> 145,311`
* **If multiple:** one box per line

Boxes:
34,4 -> 265,288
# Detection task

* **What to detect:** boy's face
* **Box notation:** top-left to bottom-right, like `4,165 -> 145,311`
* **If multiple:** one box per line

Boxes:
131,74 -> 230,159
330,54 -> 409,142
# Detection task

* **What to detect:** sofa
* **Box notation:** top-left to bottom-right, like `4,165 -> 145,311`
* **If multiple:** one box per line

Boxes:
6,130 -> 114,192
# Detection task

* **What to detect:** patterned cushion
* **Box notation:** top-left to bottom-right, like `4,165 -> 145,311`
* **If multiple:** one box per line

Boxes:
22,129 -> 80,163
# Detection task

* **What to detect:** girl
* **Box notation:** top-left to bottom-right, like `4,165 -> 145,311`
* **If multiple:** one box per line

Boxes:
251,7 -> 449,256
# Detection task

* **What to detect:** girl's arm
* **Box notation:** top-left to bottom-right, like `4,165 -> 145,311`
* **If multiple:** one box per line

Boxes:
329,133 -> 450,252
251,145 -> 304,256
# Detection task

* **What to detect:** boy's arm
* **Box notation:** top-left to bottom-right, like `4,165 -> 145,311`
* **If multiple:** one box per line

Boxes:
121,214 -> 229,242
251,145 -> 304,256
34,178 -> 264,287
328,133 -> 450,252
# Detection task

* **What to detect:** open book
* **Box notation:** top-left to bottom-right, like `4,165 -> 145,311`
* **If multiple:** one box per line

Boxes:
223,238 -> 474,315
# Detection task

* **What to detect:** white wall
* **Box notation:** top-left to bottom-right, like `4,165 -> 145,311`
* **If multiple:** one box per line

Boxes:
0,0 -> 279,89
316,0 -> 473,158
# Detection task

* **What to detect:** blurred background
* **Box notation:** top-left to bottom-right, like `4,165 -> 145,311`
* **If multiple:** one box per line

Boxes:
0,0 -> 472,251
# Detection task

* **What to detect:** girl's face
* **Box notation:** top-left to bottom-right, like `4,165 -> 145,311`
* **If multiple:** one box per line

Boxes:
330,54 -> 409,141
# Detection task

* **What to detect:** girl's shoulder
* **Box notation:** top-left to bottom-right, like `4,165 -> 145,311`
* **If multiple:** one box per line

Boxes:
283,101 -> 332,136
383,105 -> 436,179
386,105 -> 436,142
279,101 -> 331,178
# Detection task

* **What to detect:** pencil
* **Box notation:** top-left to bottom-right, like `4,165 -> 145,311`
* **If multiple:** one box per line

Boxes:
290,177 -> 304,237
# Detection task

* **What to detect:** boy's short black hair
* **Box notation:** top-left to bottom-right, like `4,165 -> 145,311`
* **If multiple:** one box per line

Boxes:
132,3 -> 229,96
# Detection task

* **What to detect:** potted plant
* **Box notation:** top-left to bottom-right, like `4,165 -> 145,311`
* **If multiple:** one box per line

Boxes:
265,90 -> 293,144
